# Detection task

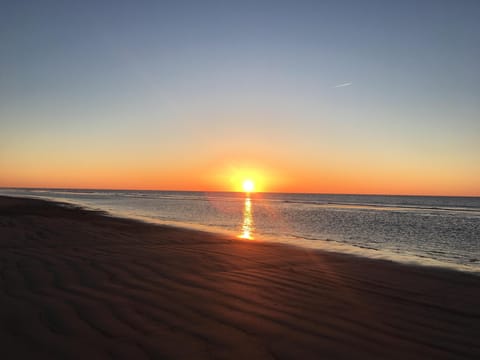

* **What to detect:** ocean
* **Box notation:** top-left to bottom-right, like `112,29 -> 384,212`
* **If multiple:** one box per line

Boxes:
1,188 -> 479,273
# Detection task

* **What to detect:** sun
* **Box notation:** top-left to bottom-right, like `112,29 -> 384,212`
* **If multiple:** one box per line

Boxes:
221,166 -> 269,192
242,179 -> 255,193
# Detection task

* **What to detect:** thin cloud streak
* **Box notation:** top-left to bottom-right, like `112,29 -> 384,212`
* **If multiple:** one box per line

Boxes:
334,82 -> 352,88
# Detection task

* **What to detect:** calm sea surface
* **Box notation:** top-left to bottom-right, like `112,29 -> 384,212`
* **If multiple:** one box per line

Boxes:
1,188 -> 479,273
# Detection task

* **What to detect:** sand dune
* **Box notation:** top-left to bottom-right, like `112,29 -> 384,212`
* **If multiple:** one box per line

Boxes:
0,196 -> 479,359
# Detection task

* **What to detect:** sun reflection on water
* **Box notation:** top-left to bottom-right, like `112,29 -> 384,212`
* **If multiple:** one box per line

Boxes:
239,196 -> 254,239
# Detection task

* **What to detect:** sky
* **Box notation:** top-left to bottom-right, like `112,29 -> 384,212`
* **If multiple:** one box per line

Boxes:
1,0 -> 479,195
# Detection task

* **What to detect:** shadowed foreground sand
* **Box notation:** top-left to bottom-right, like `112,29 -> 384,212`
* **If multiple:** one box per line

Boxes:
0,196 -> 479,359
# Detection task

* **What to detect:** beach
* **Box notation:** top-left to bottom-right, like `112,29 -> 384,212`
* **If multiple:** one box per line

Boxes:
0,195 -> 479,359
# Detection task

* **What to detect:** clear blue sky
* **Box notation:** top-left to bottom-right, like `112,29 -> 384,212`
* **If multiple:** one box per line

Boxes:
1,0 -> 479,194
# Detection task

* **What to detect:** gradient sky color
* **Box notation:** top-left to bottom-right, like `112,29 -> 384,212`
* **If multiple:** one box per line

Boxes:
1,0 -> 479,195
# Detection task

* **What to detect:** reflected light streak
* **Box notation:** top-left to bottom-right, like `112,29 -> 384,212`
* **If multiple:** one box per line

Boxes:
239,196 -> 254,239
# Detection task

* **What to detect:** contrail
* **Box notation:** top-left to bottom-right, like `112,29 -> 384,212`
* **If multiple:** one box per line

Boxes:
334,82 -> 352,88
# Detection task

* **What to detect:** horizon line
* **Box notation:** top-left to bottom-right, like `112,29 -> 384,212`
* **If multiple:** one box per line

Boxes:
0,186 -> 478,198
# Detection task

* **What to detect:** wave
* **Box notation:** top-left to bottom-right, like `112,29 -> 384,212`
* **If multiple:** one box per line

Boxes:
281,199 -> 480,213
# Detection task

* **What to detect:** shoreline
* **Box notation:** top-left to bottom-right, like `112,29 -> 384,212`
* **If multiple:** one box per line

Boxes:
0,195 -> 479,359
2,192 -> 478,275
104,210 -> 480,276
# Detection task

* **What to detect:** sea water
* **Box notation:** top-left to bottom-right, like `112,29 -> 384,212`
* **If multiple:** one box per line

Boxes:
1,188 -> 479,273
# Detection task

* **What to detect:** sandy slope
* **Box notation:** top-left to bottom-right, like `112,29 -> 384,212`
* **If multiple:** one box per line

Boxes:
0,196 -> 479,359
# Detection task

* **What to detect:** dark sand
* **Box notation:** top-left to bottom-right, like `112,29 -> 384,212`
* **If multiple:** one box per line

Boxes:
0,196 -> 479,359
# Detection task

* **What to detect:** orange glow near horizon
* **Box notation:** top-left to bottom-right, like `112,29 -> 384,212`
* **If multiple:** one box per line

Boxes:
1,155 -> 479,196
0,123 -> 478,196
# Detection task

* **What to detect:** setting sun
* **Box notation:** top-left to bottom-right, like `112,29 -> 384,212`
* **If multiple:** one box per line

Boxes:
242,179 -> 255,193
213,165 -> 277,193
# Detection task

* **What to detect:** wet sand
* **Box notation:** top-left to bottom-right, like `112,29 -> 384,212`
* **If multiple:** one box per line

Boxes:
0,195 -> 479,359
